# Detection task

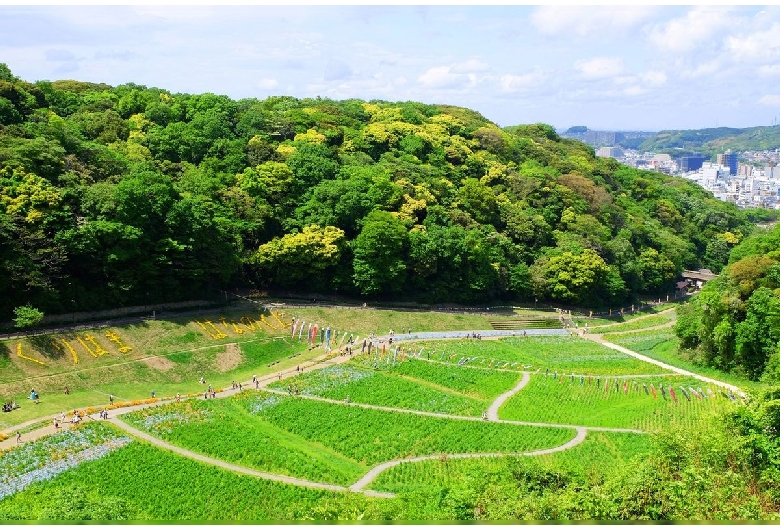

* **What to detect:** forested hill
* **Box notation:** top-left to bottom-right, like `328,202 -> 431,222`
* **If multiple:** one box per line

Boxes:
638,125 -> 780,154
0,64 -> 755,319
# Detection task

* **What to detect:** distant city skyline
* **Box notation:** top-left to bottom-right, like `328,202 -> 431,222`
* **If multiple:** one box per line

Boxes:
2,4 -> 780,131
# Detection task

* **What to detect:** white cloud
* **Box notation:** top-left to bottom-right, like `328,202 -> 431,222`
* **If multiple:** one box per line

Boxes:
417,61 -> 484,90
575,57 -> 624,80
759,94 -> 780,106
500,70 -> 547,93
725,23 -> 780,62
531,6 -> 656,36
647,8 -> 733,53
679,59 -> 720,79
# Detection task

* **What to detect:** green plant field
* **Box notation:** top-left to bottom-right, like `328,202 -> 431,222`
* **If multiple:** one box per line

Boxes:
403,337 -> 672,376
0,422 -> 132,503
122,393 -> 576,485
498,374 -> 737,431
122,398 -> 366,485
0,424 -> 385,521
370,430 -> 654,494
378,358 -> 520,400
267,359 -> 517,416
603,330 -> 763,393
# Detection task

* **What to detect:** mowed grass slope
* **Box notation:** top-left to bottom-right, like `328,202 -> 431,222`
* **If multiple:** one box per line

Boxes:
0,308 -> 318,427
284,307 -> 560,336
499,374 -> 737,431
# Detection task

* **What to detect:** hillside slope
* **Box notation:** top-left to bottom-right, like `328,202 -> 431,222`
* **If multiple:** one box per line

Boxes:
0,64 -> 753,318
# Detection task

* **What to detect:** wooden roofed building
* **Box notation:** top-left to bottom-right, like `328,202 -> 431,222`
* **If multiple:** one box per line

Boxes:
680,268 -> 718,291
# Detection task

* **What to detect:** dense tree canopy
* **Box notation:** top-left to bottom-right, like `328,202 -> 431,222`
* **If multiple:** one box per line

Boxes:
674,223 -> 780,381
0,63 -> 756,319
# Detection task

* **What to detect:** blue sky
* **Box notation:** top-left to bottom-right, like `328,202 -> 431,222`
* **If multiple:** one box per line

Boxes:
2,4 -> 780,132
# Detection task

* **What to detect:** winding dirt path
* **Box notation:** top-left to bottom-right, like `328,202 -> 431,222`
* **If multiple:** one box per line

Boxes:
349,427 -> 588,492
487,372 -> 530,421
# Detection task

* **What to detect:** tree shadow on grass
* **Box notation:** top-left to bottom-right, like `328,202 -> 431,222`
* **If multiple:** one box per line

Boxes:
28,334 -> 66,361
0,342 -> 10,368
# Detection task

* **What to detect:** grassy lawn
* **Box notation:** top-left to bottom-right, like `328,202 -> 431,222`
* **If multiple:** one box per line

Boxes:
498,373 -> 737,431
0,334 -> 319,428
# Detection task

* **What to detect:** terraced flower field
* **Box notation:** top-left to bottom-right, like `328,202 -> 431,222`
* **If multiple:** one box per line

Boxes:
0,425 -> 380,521
267,360 -> 520,415
403,336 -> 672,375
0,423 -> 131,502
121,393 -> 577,486
370,430 -> 654,494
498,374 -> 737,431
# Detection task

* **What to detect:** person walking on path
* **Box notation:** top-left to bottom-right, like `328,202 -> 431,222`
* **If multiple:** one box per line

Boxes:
16,431 -> 21,444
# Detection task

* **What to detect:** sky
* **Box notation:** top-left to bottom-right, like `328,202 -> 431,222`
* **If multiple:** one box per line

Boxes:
2,3 -> 780,132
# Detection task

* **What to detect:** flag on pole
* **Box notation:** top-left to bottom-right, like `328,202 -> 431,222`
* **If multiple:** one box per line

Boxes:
679,387 -> 690,401
669,386 -> 678,403
660,385 -> 667,400
643,383 -> 649,395
650,384 -> 657,399
623,381 -> 628,394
